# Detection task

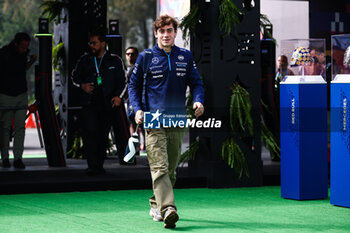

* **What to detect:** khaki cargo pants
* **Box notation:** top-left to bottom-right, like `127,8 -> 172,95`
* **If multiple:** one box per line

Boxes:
0,93 -> 28,160
146,127 -> 184,217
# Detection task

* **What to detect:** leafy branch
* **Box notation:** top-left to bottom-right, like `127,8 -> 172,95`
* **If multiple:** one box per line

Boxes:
222,82 -> 280,179
260,14 -> 276,44
67,130 -> 83,159
39,0 -> 67,24
179,3 -> 201,45
222,137 -> 249,179
218,0 -> 243,36
260,121 -> 280,160
52,42 -> 64,72
230,82 -> 253,134
179,140 -> 200,165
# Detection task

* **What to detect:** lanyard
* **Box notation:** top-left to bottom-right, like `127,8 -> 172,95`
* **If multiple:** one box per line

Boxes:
93,52 -> 105,76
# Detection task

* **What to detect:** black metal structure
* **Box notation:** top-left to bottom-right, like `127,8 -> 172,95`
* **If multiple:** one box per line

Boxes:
189,0 -> 263,187
261,39 -> 278,139
35,19 -> 65,167
0,120 -> 3,150
107,20 -> 123,56
53,0 -> 107,157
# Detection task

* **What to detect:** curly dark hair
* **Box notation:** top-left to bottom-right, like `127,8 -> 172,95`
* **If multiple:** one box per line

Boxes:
152,15 -> 178,32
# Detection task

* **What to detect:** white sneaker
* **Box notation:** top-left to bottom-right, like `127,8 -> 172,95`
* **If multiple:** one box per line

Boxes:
149,207 -> 163,222
163,207 -> 179,228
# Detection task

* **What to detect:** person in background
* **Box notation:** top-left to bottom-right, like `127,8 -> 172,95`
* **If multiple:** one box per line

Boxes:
122,46 -> 139,132
121,46 -> 146,154
274,55 -> 294,108
0,32 -> 37,169
71,31 -> 129,175
128,15 -> 204,229
125,47 -> 139,73
308,48 -> 326,77
275,55 -> 294,83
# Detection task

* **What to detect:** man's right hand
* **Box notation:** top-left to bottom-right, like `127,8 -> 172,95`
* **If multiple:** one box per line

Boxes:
81,83 -> 94,94
135,110 -> 144,124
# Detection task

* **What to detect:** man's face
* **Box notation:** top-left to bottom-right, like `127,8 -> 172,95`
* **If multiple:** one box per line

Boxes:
125,49 -> 138,66
311,50 -> 325,64
14,40 -> 30,55
89,36 -> 105,56
154,24 -> 177,50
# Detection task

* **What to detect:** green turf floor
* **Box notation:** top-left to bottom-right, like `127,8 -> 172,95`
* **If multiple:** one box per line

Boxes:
0,186 -> 349,233
13,154 -> 46,159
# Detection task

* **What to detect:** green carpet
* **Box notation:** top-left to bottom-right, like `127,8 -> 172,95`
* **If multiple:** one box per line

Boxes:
0,187 -> 349,233
9,154 -> 46,159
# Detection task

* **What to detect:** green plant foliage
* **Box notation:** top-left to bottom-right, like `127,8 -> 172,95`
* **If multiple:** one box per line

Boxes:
67,131 -> 83,159
39,0 -> 67,24
222,82 -> 280,177
260,14 -> 276,44
179,3 -> 201,45
230,82 -> 253,134
222,137 -> 249,179
260,121 -> 280,160
52,42 -> 64,72
222,82 -> 252,179
260,99 -> 280,159
218,0 -> 243,36
179,140 -> 199,165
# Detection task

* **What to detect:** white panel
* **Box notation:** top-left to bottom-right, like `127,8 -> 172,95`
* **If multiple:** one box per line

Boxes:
261,0 -> 309,61
158,0 -> 190,49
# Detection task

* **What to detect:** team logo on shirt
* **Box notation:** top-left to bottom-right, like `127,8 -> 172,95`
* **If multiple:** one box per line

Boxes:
177,55 -> 184,61
152,57 -> 160,64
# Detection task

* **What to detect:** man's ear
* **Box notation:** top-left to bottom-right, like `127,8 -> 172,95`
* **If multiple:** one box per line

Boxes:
154,30 -> 158,39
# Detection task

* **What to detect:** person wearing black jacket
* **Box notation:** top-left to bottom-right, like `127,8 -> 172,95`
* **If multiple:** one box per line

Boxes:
71,31 -> 130,174
0,32 -> 37,169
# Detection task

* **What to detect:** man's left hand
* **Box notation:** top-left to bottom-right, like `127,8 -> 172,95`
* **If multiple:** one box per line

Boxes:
111,96 -> 122,107
193,102 -> 204,117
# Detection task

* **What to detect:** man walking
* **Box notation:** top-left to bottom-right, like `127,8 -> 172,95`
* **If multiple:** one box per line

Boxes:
128,15 -> 204,228
0,32 -> 37,169
72,31 -> 129,174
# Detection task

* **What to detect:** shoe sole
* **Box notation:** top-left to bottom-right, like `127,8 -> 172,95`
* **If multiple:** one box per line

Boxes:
153,216 -> 163,222
164,210 -> 179,228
